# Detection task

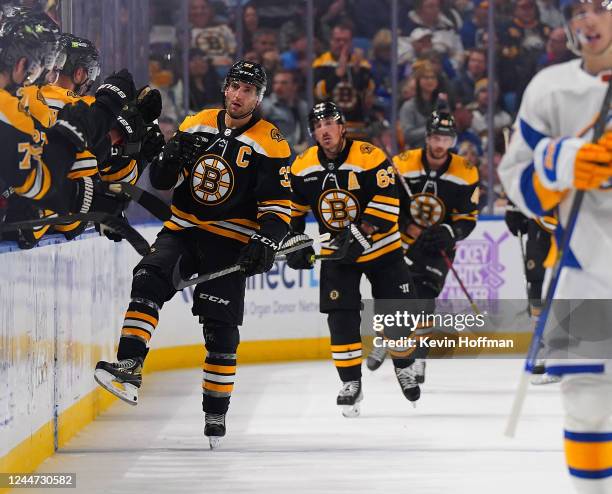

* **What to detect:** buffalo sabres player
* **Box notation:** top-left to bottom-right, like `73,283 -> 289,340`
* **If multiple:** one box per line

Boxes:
94,60 -> 292,448
499,1 -> 612,491
0,14 -> 136,220
286,101 -> 424,417
368,112 -> 479,382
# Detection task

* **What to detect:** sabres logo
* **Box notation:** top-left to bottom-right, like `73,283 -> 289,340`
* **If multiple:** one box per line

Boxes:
318,189 -> 360,230
191,154 -> 234,205
409,192 -> 446,228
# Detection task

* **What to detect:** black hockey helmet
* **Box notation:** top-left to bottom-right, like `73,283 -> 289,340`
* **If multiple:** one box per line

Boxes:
426,111 -> 457,138
308,101 -> 346,134
59,33 -> 100,95
0,14 -> 58,86
223,59 -> 267,103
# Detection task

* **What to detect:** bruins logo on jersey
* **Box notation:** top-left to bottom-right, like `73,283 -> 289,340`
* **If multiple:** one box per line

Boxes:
410,192 -> 446,228
332,81 -> 358,112
270,128 -> 286,142
191,154 -> 234,205
360,143 -> 374,155
318,188 -> 360,230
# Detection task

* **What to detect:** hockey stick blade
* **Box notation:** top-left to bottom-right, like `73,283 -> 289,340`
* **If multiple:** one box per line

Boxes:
108,182 -> 171,221
0,212 -> 150,256
172,236 -> 323,290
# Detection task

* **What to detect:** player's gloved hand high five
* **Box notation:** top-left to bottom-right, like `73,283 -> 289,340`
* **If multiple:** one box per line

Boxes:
419,223 -> 455,255
72,177 -> 129,216
284,233 -> 315,270
504,205 -> 529,236
135,86 -> 162,124
139,124 -> 166,163
330,221 -> 375,264
95,69 -> 137,115
237,232 -> 280,276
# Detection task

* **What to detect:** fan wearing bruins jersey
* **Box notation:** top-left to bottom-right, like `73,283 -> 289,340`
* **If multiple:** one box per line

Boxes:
0,15 -> 137,229
94,60 -> 291,449
367,112 -> 480,379
286,102 -> 425,418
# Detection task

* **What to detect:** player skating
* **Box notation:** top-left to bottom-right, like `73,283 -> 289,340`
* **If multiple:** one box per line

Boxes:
499,1 -> 612,490
94,60 -> 292,449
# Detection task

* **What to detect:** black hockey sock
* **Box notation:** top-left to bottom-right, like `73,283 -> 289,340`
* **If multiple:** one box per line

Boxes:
202,351 -> 236,414
117,297 -> 160,360
328,311 -> 362,382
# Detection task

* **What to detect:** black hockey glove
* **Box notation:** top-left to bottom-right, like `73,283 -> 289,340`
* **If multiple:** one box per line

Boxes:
111,103 -> 147,157
135,87 -> 162,124
52,100 -> 93,152
140,124 -> 166,162
237,232 -> 280,276
95,211 -> 128,242
284,233 -> 315,270
419,224 -> 456,255
95,69 -> 136,116
504,207 -> 529,236
160,131 -> 205,171
330,222 -> 373,264
72,177 -> 129,217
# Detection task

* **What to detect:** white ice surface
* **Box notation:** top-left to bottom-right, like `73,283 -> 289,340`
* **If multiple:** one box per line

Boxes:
23,359 -> 573,493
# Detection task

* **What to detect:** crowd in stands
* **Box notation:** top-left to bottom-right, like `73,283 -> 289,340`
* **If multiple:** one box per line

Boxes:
147,0 -> 575,211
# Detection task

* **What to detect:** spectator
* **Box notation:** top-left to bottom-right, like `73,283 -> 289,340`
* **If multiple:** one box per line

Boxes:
313,22 -> 375,140
453,48 -> 487,104
186,48 -> 222,112
468,78 -> 512,141
399,61 -> 446,149
460,0 -> 489,49
454,103 -> 483,155
400,75 -> 417,105
536,0 -> 564,29
369,29 -> 400,119
244,29 -> 282,94
189,0 -> 236,67
318,0 -> 354,42
537,27 -> 574,70
149,53 -> 182,121
241,2 -> 259,53
405,0 -> 465,69
398,27 -> 434,67
261,69 -> 309,155
498,0 -> 550,111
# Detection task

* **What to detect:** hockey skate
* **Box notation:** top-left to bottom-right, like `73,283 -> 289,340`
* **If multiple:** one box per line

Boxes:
530,360 -> 561,385
395,364 -> 421,406
204,413 -> 226,449
94,357 -> 143,406
413,359 -> 426,384
366,346 -> 387,371
337,380 -> 363,418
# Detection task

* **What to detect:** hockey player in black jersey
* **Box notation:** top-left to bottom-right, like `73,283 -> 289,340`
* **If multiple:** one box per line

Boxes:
367,112 -> 480,380
94,60 -> 292,448
286,101 -> 424,417
0,14 -> 137,223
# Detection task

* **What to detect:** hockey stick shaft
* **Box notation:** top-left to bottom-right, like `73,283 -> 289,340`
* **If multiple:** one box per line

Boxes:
517,231 -> 532,317
505,78 -> 612,438
108,182 -> 171,221
173,234 -> 330,289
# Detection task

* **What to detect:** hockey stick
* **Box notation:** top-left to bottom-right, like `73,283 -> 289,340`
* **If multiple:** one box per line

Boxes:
517,231 -> 532,317
0,212 -> 150,256
107,182 -> 171,221
389,158 -> 480,313
505,78 -> 612,438
172,233 -> 330,290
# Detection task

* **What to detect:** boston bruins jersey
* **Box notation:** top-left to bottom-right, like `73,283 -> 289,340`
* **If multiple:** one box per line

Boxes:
159,109 -> 292,244
393,148 -> 479,249
291,140 -> 402,264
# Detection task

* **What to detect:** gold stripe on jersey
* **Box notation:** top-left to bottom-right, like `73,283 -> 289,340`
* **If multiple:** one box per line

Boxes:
164,206 -> 257,243
54,220 -> 83,233
0,88 -> 36,136
451,208 -> 478,222
67,150 -> 98,179
312,51 -> 372,70
321,225 -> 401,263
13,160 -> 51,200
179,108 -> 221,134
100,159 -> 138,184
364,195 -> 400,223
258,199 -> 291,224
291,201 -> 311,217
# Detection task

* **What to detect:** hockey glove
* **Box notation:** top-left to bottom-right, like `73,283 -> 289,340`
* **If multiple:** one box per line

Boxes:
72,177 -> 128,216
504,206 -> 529,236
95,211 -> 128,242
237,232 -> 280,276
135,86 -> 162,124
419,224 -> 455,255
52,100 -> 92,152
140,124 -> 166,163
95,69 -> 136,116
284,233 -> 315,270
330,222 -> 373,264
112,104 -> 147,157
573,142 -> 612,190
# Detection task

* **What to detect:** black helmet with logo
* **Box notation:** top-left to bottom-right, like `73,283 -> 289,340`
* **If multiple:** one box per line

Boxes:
426,110 -> 457,138
308,101 -> 346,134
59,33 -> 100,94
223,59 -> 267,103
